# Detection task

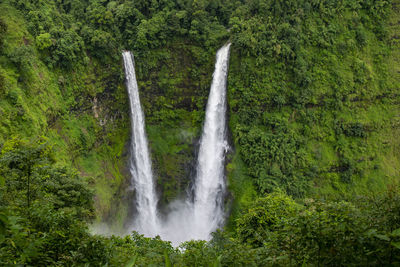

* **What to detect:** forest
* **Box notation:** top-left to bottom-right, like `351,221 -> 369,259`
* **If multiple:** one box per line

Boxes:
0,0 -> 400,265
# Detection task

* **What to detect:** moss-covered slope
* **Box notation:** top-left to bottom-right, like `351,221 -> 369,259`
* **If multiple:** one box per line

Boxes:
0,3 -> 130,229
0,0 -> 399,231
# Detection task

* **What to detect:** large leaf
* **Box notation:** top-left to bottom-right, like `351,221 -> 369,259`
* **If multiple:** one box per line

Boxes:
391,242 -> 400,250
375,234 -> 390,242
164,250 -> 172,267
391,228 -> 400,237
213,255 -> 222,267
125,255 -> 138,267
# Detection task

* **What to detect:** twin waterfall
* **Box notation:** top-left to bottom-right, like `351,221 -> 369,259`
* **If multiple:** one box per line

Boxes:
122,51 -> 159,237
122,43 -> 231,245
192,43 -> 230,239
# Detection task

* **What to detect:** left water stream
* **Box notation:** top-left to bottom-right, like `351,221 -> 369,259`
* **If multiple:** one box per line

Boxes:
122,51 -> 160,237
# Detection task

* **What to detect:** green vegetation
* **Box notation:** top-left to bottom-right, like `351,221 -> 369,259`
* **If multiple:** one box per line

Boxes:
1,144 -> 399,265
0,0 -> 399,265
228,0 -> 399,201
0,0 -> 130,226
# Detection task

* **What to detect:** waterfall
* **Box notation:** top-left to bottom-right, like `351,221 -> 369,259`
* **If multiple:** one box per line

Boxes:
192,43 -> 231,240
156,43 -> 231,245
122,51 -> 159,237
121,44 -> 231,245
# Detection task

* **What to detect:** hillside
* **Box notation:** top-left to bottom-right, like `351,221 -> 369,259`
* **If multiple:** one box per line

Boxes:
0,0 -> 400,265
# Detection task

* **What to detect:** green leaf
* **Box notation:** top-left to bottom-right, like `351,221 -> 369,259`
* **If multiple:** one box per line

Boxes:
391,228 -> 400,237
375,234 -> 390,241
365,229 -> 377,237
125,255 -> 138,267
164,250 -> 172,267
56,231 -> 66,237
213,255 -> 222,267
10,239 -> 16,248
391,242 -> 400,250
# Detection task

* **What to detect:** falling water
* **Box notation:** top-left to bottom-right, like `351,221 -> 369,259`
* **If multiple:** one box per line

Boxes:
122,51 -> 159,237
157,43 -> 231,245
121,45 -> 231,245
192,43 -> 231,240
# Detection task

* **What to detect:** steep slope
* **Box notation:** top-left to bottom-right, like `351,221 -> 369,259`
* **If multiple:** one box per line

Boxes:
0,3 -> 131,229
0,1 -> 220,230
226,0 -> 400,210
0,0 -> 399,232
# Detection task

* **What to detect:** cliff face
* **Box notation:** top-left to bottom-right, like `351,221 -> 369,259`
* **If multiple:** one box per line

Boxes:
1,0 -> 399,231
135,45 -> 215,207
0,3 -> 216,227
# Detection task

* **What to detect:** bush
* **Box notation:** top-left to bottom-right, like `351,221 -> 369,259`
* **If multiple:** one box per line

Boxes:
35,32 -> 52,50
236,192 -> 299,247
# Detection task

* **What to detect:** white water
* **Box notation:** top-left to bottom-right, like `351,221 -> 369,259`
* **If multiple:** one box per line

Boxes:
122,51 -> 159,237
191,43 -> 231,240
121,44 -> 231,246
159,43 -> 232,245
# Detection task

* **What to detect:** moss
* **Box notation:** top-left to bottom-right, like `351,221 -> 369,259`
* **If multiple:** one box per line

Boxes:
134,44 -> 216,206
225,150 -> 256,231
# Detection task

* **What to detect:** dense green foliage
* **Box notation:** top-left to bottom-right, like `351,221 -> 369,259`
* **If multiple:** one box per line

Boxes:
1,144 -> 399,265
0,0 -> 399,265
228,0 -> 399,200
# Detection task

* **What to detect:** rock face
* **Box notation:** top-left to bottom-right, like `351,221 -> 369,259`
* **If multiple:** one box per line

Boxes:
134,46 -> 217,208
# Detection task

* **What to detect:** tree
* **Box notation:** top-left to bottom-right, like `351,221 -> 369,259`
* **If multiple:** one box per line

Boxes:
0,138 -> 52,211
35,32 -> 52,50
236,191 -> 299,247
